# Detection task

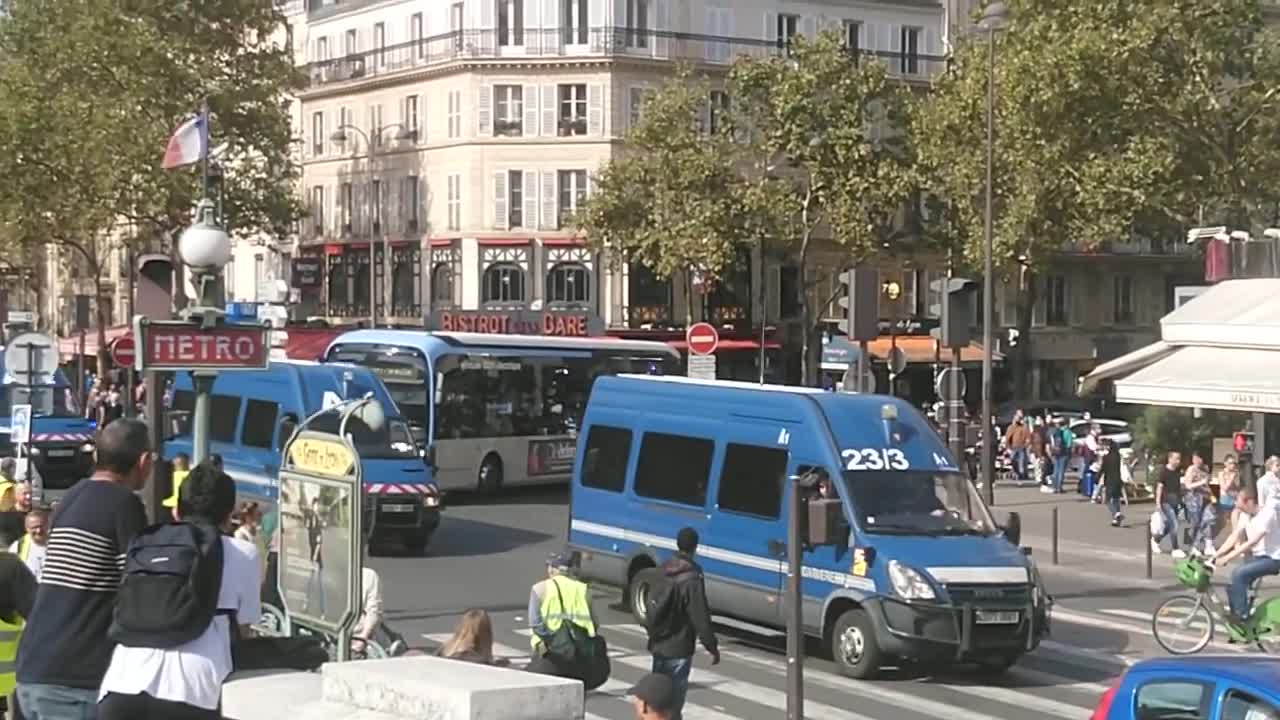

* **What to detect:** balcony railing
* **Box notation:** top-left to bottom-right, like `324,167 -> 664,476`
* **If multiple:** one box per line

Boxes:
303,27 -> 945,91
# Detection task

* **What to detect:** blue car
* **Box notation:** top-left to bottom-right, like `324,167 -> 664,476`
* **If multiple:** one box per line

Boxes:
1092,655 -> 1280,720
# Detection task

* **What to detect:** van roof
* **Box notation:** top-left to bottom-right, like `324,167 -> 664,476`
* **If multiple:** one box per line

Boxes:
326,329 -> 679,357
614,374 -> 829,395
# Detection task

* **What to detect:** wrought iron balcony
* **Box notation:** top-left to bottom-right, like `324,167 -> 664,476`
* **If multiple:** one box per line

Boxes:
302,27 -> 945,91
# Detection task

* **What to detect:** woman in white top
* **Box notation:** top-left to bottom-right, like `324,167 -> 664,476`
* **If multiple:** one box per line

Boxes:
98,463 -> 261,720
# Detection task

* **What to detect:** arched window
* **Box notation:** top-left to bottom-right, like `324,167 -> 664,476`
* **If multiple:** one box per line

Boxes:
482,262 -> 526,305
546,262 -> 590,306
431,262 -> 455,307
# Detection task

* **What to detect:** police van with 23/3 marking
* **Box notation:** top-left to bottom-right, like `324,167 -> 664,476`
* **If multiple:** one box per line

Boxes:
566,376 -> 1050,679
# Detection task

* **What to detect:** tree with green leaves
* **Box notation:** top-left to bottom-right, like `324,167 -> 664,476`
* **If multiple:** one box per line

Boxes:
578,34 -> 916,383
914,0 -> 1280,394
0,0 -> 301,366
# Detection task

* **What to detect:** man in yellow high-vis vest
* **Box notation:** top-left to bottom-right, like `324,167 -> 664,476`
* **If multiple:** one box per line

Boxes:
0,552 -> 37,717
526,552 -> 597,676
8,508 -> 49,581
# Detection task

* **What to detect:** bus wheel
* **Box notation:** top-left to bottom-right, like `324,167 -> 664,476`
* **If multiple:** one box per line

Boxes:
831,608 -> 882,679
477,454 -> 503,495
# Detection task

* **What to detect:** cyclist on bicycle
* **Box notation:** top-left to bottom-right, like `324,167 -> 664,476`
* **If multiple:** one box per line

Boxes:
1213,488 -> 1280,623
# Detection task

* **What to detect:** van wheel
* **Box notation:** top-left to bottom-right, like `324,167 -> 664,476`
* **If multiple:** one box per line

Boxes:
974,653 -> 1021,675
831,608 -> 882,679
477,455 -> 503,495
629,568 -> 662,625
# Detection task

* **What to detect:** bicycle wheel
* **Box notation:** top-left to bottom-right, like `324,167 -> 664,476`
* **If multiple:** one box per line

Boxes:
1153,595 -> 1215,654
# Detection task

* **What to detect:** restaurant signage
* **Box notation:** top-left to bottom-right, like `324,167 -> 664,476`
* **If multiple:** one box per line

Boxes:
427,310 -> 604,337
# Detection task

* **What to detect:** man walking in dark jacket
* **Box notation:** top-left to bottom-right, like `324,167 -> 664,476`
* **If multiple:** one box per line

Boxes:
645,527 -> 719,720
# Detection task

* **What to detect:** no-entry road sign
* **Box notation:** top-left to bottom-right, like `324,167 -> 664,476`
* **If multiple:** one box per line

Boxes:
686,323 -> 720,356
109,336 -> 136,368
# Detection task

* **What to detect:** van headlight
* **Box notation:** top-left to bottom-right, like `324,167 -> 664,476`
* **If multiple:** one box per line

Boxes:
887,560 -> 936,600
80,443 -> 95,453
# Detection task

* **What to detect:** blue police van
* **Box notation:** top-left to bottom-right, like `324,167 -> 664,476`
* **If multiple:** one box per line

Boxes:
567,375 -> 1051,678
0,347 -> 96,490
164,360 -> 441,553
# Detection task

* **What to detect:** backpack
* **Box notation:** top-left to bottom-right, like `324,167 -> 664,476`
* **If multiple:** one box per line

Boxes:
1048,428 -> 1064,457
110,521 -> 226,649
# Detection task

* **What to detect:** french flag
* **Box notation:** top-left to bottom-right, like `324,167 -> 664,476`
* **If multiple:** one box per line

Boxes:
161,111 -> 208,170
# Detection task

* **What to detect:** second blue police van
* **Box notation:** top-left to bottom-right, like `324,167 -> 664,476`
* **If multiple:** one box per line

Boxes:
567,375 -> 1050,678
165,360 -> 441,554
0,346 -> 96,491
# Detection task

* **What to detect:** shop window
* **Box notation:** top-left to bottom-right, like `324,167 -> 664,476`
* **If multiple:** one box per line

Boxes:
482,263 -> 526,305
546,262 -> 590,306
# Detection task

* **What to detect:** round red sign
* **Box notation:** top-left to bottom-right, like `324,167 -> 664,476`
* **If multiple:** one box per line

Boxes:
109,336 -> 136,367
686,322 -> 720,356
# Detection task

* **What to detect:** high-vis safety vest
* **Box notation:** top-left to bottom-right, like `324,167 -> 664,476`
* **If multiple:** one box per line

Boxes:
16,534 -> 30,561
530,576 -> 595,650
0,614 -> 21,696
162,469 -> 190,509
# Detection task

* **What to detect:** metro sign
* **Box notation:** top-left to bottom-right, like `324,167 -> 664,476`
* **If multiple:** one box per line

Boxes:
135,318 -> 270,371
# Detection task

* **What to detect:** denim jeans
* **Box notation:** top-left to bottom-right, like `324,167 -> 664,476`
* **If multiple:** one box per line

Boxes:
651,655 -> 693,720
1106,495 -> 1122,516
16,683 -> 98,720
1052,456 -> 1069,493
1228,556 -> 1280,618
1154,502 -> 1180,551
1010,447 -> 1028,480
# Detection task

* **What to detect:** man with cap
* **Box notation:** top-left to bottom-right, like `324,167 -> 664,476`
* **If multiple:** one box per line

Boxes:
630,673 -> 677,720
526,551 -> 598,677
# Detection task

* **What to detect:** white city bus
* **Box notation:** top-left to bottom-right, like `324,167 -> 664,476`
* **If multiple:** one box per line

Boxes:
324,329 -> 680,493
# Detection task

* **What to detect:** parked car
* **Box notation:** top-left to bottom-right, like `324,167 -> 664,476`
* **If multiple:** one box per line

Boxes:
1091,655 -> 1280,719
1070,418 -> 1133,449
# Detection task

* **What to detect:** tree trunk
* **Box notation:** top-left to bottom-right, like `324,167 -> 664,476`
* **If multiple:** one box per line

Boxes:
1011,272 -> 1038,400
798,232 -> 814,387
94,273 -> 110,379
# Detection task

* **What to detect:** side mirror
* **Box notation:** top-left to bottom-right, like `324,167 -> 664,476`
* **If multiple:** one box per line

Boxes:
807,498 -> 848,547
997,510 -> 1022,546
434,372 -> 445,405
422,444 -> 436,469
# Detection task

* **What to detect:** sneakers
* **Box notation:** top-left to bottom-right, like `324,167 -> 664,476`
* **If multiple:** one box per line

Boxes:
1151,538 -> 1163,555
1172,548 -> 1187,559
1040,485 -> 1054,494
1111,512 -> 1124,526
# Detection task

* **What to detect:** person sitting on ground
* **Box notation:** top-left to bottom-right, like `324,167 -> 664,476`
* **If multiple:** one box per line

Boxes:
436,608 -> 509,666
97,461 -> 262,720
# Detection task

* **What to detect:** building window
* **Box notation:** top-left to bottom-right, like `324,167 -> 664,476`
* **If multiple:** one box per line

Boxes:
628,87 -> 652,127
403,95 -> 419,138
370,179 -> 383,234
844,20 -> 862,62
717,443 -> 787,519
562,0 -> 588,45
411,13 -> 424,58
447,91 -> 461,138
253,254 -> 265,300
1112,275 -> 1135,324
899,26 -> 920,74
497,0 -> 524,46
338,106 -> 351,139
447,174 -> 462,231
432,262 -> 455,307
634,432 -> 713,507
340,182 -> 353,233
310,186 -> 325,234
310,112 -> 324,155
558,84 -> 587,136
557,169 -> 587,227
316,36 -> 328,60
507,170 -> 524,227
482,263 -> 526,304
373,22 -> 386,65
546,262 -> 590,306
369,104 -> 383,146
776,13 -> 799,50
709,90 -> 729,134
344,29 -> 357,56
451,2 -> 464,49
625,0 -> 649,48
494,85 -> 523,136
1044,273 -> 1069,326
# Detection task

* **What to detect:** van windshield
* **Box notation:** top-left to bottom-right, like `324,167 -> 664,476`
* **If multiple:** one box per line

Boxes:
305,410 -> 419,461
844,471 -> 997,536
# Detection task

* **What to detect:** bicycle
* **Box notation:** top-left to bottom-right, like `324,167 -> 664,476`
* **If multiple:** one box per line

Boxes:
1152,554 -> 1280,654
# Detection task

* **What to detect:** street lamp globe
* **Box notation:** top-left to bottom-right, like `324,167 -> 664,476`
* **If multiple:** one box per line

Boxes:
178,199 -> 232,269
981,1 -> 1009,30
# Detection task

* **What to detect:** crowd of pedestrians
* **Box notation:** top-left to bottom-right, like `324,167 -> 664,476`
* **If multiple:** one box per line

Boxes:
1149,451 -> 1277,560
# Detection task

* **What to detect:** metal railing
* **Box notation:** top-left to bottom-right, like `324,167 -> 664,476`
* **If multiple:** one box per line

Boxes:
303,26 -> 946,90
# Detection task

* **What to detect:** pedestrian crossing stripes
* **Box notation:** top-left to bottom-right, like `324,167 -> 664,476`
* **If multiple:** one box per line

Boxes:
423,618 -> 1118,720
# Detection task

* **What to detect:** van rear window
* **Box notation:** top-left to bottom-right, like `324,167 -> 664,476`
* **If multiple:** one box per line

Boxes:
634,432 -> 713,508
582,425 -> 631,492
210,394 -> 241,443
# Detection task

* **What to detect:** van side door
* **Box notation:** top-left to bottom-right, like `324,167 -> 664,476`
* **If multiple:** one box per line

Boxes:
704,423 -> 793,628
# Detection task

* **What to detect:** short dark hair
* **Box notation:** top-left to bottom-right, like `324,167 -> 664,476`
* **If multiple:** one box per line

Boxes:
677,527 -> 699,554
178,461 -> 237,525
95,418 -> 151,475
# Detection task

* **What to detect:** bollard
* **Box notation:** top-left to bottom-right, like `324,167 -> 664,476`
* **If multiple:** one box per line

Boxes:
1051,506 -> 1059,565
1146,526 -> 1153,579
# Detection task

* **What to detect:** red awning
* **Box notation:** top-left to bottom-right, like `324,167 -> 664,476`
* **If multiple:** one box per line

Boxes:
284,328 -> 343,361
666,338 -> 781,352
58,325 -> 131,360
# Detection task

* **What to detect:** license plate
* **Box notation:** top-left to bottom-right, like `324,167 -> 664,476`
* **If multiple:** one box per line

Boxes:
975,610 -> 1020,625
382,504 -> 416,513
45,449 -> 74,458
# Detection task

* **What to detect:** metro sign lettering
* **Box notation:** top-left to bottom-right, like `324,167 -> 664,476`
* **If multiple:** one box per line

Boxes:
136,321 -> 270,371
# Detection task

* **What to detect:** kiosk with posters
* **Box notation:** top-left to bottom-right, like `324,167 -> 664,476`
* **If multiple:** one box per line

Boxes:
275,398 -> 378,662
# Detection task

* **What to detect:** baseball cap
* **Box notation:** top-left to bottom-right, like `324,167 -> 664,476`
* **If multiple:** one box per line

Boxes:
546,551 -> 573,569
629,673 -> 676,711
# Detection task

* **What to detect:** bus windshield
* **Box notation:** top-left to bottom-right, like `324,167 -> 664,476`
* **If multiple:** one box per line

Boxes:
843,471 -> 997,537
0,384 -> 81,419
326,347 -> 431,441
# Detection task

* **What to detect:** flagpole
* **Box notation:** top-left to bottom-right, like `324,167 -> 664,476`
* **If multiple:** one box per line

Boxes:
200,98 -> 211,201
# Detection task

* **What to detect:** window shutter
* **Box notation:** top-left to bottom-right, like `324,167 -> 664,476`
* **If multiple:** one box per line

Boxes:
588,83 -> 604,135
654,0 -> 669,58
703,8 -> 717,61
478,85 -> 493,136
764,12 -> 777,44
522,84 -> 539,135
481,0 -> 494,28
493,172 -> 508,230
523,170 -> 538,230
523,0 -> 538,49
541,170 -> 557,230
541,83 -> 557,136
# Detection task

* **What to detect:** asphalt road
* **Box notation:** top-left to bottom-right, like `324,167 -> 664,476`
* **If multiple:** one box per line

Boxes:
364,485 -> 1233,720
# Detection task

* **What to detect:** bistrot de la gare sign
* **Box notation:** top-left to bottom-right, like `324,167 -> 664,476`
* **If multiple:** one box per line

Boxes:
427,310 -> 604,338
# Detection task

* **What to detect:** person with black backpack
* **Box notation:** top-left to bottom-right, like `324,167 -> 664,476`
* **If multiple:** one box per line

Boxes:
643,528 -> 719,720
97,461 -> 262,719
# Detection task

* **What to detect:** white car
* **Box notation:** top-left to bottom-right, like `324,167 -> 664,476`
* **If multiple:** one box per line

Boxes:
1069,418 -> 1133,448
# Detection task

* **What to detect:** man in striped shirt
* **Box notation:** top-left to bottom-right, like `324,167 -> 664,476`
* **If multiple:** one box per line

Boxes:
15,419 -> 150,720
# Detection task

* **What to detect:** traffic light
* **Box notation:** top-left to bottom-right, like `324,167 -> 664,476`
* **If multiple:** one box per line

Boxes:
1235,432 -> 1255,454
136,254 -> 175,319
927,277 -> 978,349
837,266 -> 879,341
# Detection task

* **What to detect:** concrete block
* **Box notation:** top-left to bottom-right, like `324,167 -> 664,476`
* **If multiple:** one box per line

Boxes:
321,656 -> 584,720
222,669 -> 322,720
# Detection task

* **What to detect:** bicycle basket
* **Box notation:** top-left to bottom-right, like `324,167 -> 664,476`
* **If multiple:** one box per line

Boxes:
1174,558 -> 1211,591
